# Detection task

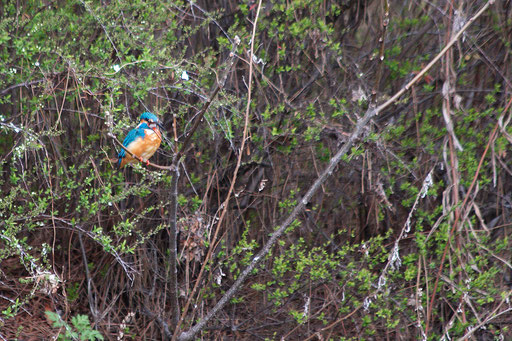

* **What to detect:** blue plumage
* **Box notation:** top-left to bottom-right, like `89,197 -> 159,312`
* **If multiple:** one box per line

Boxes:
139,111 -> 159,122
117,122 -> 150,167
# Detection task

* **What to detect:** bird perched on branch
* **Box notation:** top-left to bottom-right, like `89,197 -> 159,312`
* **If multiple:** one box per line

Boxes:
117,112 -> 163,168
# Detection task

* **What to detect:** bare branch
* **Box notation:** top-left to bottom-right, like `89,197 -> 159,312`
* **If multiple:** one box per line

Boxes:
0,79 -> 45,96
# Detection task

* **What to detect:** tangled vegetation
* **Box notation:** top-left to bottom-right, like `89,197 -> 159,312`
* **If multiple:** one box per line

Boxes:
1,0 -> 512,340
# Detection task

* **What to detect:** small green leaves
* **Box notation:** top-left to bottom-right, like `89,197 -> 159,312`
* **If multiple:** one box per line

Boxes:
46,312 -> 104,341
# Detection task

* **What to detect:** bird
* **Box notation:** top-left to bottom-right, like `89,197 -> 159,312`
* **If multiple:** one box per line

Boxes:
117,112 -> 163,168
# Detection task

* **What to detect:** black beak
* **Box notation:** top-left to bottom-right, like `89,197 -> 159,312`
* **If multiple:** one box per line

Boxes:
157,121 -> 164,130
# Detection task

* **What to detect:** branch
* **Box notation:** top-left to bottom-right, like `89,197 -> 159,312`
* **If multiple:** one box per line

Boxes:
167,166 -> 180,328
78,232 -> 99,325
418,0 -> 498,332
176,1 -> 496,340
77,0 -> 120,58
457,304 -> 512,341
371,0 -> 389,102
0,79 -> 45,96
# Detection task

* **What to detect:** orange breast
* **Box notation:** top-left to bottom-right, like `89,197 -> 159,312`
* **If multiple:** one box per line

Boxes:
119,129 -> 162,168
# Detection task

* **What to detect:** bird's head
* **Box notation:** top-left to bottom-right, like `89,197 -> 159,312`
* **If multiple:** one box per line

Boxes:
139,112 -> 163,130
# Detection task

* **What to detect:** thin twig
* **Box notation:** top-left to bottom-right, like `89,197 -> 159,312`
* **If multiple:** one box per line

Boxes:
371,0 -> 389,102
168,166 -> 180,328
77,0 -> 120,58
78,232 -> 98,326
303,305 -> 363,341
424,0 -> 500,335
0,79 -> 45,96
457,300 -> 512,340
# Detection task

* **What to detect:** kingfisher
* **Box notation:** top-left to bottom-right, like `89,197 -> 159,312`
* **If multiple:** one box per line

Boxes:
117,112 -> 163,168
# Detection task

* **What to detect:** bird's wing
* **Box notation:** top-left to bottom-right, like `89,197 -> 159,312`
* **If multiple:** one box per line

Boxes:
118,126 -> 146,159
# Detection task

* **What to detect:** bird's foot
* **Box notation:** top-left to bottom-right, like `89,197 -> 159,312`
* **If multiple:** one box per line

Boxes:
139,157 -> 150,166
